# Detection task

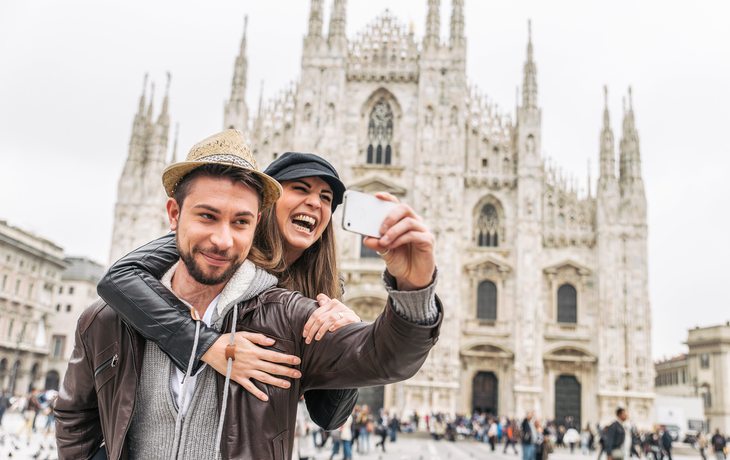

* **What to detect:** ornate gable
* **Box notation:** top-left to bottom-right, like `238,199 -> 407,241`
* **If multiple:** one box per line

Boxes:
460,341 -> 514,358
465,254 -> 512,280
346,176 -> 407,197
543,259 -> 591,276
347,10 -> 419,82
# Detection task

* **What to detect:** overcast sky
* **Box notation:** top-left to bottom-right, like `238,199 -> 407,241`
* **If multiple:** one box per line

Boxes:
1,1 -> 728,359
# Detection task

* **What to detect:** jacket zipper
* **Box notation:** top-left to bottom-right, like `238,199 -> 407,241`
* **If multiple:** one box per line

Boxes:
116,326 -> 138,460
94,354 -> 118,378
280,438 -> 285,460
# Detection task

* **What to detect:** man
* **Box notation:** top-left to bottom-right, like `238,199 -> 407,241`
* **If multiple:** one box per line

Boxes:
660,425 -> 674,460
605,408 -> 629,460
711,429 -> 726,460
504,419 -> 519,454
55,130 -> 442,459
522,411 -> 537,460
0,388 -> 9,426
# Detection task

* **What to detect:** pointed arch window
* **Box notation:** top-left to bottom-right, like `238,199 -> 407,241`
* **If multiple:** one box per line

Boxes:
366,100 -> 393,165
476,204 -> 499,247
557,284 -> 577,323
477,280 -> 497,320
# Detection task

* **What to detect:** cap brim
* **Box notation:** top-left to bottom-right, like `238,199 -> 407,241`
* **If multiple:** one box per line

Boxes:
273,168 -> 346,205
162,160 -> 283,209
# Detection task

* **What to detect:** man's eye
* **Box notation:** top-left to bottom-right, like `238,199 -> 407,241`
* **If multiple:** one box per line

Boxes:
201,213 -> 214,220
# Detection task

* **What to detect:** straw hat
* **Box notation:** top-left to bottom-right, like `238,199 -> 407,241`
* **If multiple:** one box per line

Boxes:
162,129 -> 282,209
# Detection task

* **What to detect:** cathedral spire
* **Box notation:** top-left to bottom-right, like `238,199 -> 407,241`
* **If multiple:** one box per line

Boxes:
619,86 -> 642,183
522,20 -> 538,109
160,72 -> 171,119
147,83 -> 155,120
171,122 -> 180,163
449,0 -> 465,49
424,0 -> 440,50
223,15 -> 250,131
230,15 -> 248,103
599,85 -> 616,180
138,74 -> 148,115
308,0 -> 324,38
327,0 -> 347,49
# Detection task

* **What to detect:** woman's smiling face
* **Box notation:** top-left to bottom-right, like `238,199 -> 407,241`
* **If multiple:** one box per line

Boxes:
275,177 -> 333,263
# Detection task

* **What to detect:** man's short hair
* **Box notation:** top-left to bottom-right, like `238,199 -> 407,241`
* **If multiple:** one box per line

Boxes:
173,164 -> 264,210
616,407 -> 625,417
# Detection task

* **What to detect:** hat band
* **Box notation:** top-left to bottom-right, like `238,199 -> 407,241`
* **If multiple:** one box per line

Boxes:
196,154 -> 253,169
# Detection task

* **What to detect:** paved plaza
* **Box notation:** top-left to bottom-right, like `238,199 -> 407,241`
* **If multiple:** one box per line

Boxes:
0,411 -> 706,460
310,434 -> 703,460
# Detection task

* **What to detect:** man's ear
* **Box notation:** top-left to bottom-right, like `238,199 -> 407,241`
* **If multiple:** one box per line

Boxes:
167,198 -> 180,231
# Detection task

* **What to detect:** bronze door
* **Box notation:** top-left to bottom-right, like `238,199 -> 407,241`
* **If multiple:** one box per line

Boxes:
472,371 -> 498,415
555,375 -> 581,428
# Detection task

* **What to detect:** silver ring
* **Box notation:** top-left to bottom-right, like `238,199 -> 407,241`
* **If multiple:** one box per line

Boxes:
376,249 -> 389,256
338,312 -> 345,319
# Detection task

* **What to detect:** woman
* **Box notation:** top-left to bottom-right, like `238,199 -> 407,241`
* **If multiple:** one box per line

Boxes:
97,151 -> 361,429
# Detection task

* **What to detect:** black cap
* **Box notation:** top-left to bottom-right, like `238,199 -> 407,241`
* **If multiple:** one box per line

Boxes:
264,152 -> 346,211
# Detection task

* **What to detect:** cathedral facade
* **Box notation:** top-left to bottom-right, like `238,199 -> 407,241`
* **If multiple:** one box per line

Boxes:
110,0 -> 654,427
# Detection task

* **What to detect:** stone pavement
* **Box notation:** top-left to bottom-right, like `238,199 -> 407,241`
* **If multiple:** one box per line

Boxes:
0,412 -> 57,459
309,434 -> 705,460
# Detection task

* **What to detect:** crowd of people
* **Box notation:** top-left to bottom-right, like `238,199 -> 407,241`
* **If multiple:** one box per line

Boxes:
352,408 -> 729,460
294,403 -> 407,460
0,387 -> 58,442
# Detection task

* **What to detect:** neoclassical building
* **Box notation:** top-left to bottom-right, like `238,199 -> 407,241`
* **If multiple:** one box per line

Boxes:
109,0 -> 654,426
0,220 -> 67,394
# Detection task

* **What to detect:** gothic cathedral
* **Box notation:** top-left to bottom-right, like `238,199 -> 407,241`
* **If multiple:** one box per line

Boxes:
110,0 -> 653,426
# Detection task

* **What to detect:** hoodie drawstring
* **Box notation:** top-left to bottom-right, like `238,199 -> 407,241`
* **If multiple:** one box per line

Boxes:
214,303 -> 238,457
170,313 -> 202,460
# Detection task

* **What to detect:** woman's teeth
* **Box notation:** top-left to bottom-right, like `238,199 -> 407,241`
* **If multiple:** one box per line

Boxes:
292,215 -> 315,233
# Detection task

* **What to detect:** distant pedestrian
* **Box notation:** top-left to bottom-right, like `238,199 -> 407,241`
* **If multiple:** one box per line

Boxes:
504,420 -> 520,454
582,427 -> 592,455
522,411 -> 538,460
711,429 -> 726,460
488,419 -> 499,451
565,427 -> 580,453
0,388 -> 10,426
605,408 -> 629,460
388,413 -> 400,442
697,431 -> 708,460
660,426 -> 673,460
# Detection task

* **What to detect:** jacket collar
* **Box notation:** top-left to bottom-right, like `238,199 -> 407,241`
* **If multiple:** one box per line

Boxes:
160,259 -> 279,331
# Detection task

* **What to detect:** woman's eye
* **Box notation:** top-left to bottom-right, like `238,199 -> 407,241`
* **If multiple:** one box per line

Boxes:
321,195 -> 332,203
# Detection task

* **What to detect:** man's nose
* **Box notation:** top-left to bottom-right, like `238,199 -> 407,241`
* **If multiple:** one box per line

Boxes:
210,223 -> 234,250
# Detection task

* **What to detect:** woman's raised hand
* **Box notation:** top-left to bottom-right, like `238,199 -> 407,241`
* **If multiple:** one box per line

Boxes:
302,294 -> 361,344
362,192 -> 436,291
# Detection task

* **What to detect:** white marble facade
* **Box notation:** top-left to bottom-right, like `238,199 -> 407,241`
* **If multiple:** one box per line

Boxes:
109,0 -> 653,428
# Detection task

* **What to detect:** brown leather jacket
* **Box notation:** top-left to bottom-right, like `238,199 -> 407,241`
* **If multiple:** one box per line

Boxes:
55,287 -> 442,460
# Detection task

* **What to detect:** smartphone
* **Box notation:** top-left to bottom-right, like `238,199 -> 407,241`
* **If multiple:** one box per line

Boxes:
341,190 -> 399,238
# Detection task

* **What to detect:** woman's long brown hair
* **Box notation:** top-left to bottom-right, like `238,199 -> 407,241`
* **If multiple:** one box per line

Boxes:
251,203 -> 342,300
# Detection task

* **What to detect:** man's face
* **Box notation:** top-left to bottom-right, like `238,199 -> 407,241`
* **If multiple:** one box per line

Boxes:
619,410 -> 628,422
167,175 -> 261,287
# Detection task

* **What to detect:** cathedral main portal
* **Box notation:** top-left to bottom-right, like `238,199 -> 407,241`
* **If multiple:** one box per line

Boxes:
555,375 -> 581,428
472,371 -> 498,415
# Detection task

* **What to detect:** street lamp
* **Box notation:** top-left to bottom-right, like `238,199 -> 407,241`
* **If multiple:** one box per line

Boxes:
8,326 -> 25,394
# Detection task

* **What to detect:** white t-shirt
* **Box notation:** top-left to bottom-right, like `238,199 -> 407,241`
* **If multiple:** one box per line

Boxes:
170,293 -> 219,415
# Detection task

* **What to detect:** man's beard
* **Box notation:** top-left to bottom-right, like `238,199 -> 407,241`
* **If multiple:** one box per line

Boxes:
177,236 -> 243,286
